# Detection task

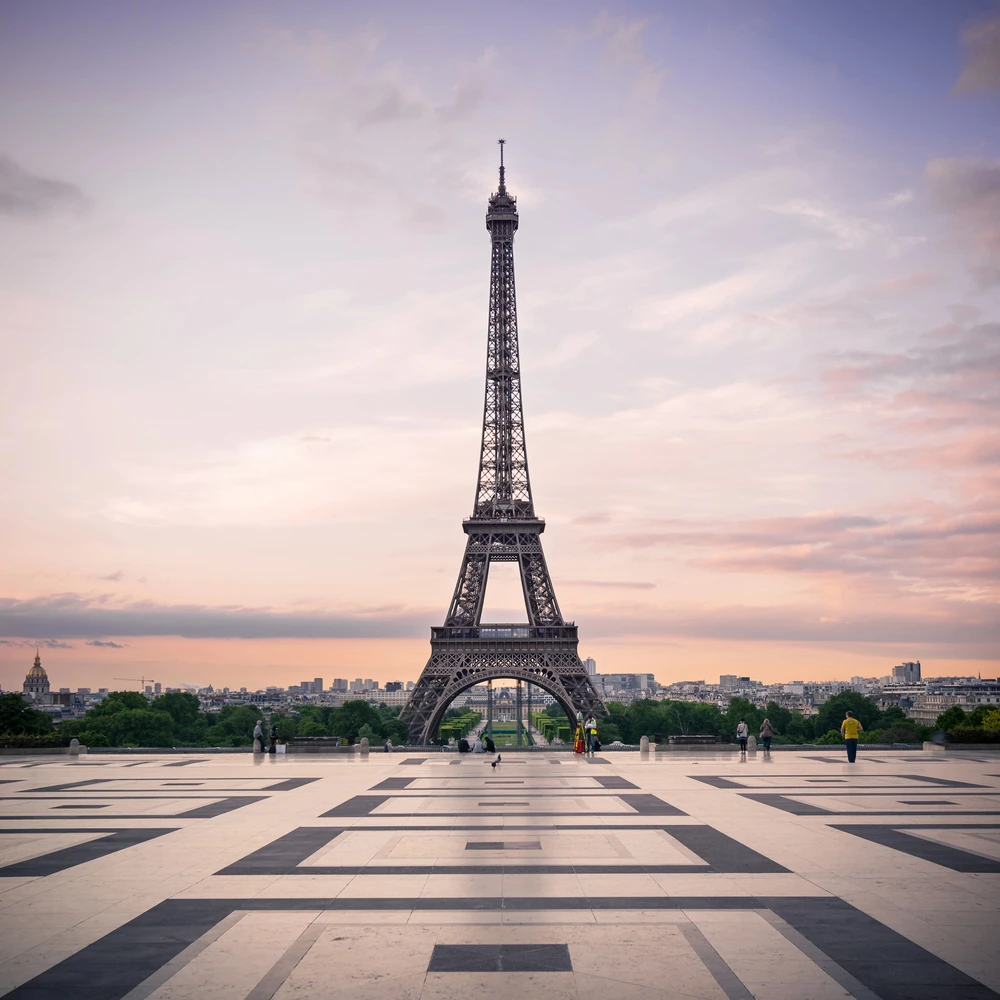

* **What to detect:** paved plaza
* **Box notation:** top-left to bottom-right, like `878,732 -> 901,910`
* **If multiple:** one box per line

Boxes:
0,749 -> 999,999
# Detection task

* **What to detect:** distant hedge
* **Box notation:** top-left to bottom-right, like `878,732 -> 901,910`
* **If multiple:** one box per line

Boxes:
945,728 -> 1000,744
0,733 -> 73,748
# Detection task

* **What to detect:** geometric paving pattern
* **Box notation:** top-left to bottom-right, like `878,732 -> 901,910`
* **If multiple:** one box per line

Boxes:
0,751 -> 998,998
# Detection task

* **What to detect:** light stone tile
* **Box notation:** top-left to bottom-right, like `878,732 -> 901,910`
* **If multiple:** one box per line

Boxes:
144,911 -> 317,1000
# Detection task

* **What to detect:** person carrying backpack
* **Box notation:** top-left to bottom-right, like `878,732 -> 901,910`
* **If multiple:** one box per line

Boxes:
736,719 -> 749,755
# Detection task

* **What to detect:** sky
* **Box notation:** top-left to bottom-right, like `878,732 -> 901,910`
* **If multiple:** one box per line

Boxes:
1,0 -> 999,693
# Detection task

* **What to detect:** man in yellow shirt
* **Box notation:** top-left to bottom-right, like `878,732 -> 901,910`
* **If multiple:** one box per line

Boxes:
840,711 -> 864,763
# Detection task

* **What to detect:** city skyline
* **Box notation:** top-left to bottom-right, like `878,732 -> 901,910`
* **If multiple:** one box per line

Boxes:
3,0 -> 999,692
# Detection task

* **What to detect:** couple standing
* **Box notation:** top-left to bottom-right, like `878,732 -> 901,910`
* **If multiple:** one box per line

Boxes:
736,718 -> 774,754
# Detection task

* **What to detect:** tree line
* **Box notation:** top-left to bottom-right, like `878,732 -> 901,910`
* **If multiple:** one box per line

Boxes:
2,688 -> 998,748
593,692 -> 1000,745
0,691 -> 409,748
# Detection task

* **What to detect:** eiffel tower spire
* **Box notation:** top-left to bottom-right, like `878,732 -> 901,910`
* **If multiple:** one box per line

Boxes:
401,144 -> 604,745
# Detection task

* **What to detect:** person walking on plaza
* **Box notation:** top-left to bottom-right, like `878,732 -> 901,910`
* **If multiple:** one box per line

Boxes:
759,718 -> 774,753
585,714 -> 598,757
269,723 -> 278,754
736,719 -> 749,755
841,710 -> 863,763
253,719 -> 264,753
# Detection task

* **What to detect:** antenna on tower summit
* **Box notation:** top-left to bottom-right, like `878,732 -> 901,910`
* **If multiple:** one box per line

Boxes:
498,138 -> 506,192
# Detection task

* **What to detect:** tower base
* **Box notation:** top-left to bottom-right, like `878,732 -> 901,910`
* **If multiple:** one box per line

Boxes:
400,624 -> 605,745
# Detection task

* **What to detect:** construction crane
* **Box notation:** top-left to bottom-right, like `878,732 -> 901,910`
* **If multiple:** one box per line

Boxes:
114,676 -> 157,691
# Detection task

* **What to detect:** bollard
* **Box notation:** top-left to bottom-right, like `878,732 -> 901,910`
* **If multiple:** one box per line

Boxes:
69,738 -> 80,756
639,735 -> 650,757
747,735 -> 757,755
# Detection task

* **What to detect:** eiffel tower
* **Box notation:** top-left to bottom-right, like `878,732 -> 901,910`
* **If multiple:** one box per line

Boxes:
400,142 -> 605,745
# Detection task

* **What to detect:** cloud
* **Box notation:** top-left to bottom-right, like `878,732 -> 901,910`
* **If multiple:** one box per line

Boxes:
85,639 -> 127,648
954,15 -> 1000,95
583,604 -> 1000,646
879,189 -> 914,209
766,199 -> 885,250
0,593 -> 428,640
98,571 -> 124,582
924,157 -> 1000,283
0,154 -> 89,217
0,638 -> 74,649
562,12 -> 664,98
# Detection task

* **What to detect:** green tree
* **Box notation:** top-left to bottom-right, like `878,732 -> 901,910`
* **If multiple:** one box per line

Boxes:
815,692 -> 881,734
203,705 -> 263,746
151,692 -> 206,744
0,692 -> 54,735
934,705 -> 967,730
725,697 -> 762,739
763,701 -> 791,734
299,719 -> 329,737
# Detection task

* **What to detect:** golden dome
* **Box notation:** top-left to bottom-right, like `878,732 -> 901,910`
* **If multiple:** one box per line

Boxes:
25,650 -> 48,682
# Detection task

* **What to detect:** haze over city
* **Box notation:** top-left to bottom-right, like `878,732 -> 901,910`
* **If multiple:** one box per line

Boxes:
2,0 -> 999,693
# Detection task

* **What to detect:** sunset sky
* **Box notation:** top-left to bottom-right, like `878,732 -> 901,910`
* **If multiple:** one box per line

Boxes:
2,0 -> 999,693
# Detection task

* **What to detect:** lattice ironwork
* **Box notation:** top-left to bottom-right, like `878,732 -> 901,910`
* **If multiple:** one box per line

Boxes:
401,143 -> 605,745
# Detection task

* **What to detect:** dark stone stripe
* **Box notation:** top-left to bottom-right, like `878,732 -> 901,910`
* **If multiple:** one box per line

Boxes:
233,863 -> 712,875
832,825 -> 1000,873
594,775 -> 639,789
241,895 -> 763,910
179,796 -> 268,818
216,827 -> 342,875
4,899 -> 236,1000
428,943 -> 572,972
690,776 -> 743,789
764,897 -> 1000,1000
163,759 -> 207,767
371,777 -> 416,790
665,824 -> 788,873
465,841 -> 541,851
321,795 -> 389,817
0,828 -> 176,877
620,794 -> 687,816
400,758 -> 428,765
741,793 -> 831,816
266,777 -> 321,791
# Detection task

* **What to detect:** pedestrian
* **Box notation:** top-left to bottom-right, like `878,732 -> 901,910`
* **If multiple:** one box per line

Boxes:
759,718 -> 774,753
736,719 -> 749,755
253,719 -> 264,753
585,714 -> 597,756
483,733 -> 495,753
384,737 -> 393,753
269,724 -> 278,754
473,735 -> 485,753
458,736 -> 470,753
840,710 -> 863,763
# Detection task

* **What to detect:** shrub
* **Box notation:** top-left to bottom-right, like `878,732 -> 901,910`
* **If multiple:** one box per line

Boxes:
0,733 -> 71,748
815,729 -> 844,745
945,728 -> 1000,744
